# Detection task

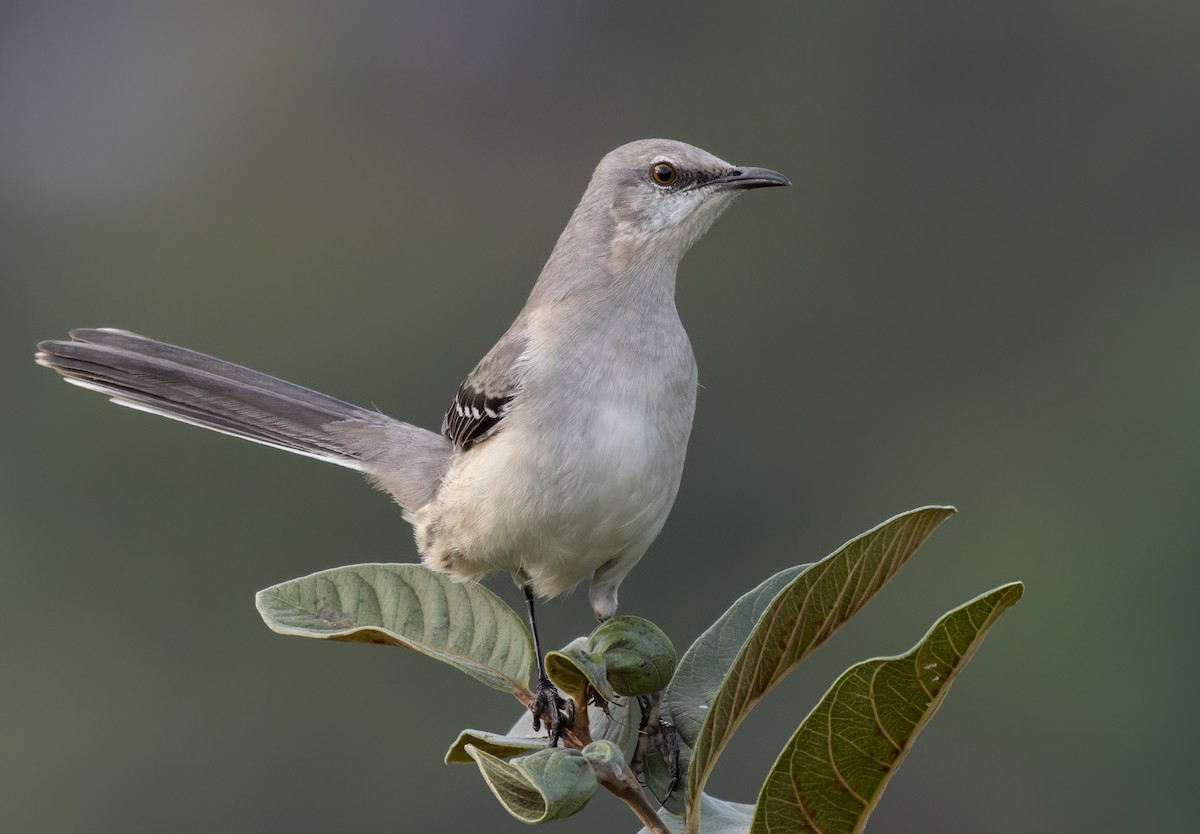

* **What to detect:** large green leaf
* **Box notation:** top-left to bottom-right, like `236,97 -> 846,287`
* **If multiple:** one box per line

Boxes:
255,563 -> 533,695
750,582 -> 1023,834
652,567 -> 808,812
684,506 -> 955,832
465,743 -> 600,824
664,564 -> 810,747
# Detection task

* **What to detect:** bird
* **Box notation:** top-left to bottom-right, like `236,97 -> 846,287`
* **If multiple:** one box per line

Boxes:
35,138 -> 789,742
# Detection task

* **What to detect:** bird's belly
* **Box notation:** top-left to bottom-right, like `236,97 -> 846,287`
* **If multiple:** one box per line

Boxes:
414,398 -> 689,597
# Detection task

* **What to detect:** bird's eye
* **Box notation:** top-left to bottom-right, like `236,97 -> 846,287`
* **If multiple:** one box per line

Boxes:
650,162 -> 678,186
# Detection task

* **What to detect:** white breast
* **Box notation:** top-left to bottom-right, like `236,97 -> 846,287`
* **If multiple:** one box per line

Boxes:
412,302 -> 698,600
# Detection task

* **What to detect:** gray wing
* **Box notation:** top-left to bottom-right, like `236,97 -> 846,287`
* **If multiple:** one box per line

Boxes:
442,326 -> 527,450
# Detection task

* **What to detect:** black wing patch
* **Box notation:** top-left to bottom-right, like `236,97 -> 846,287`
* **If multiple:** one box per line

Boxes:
443,383 -> 513,449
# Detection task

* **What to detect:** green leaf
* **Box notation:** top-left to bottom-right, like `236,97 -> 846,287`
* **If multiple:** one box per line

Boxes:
444,729 -> 545,765
255,563 -> 533,695
445,697 -> 638,764
446,696 -> 643,768
749,582 -> 1023,834
594,616 -> 676,697
638,795 -> 756,834
654,568 -> 810,813
580,738 -> 627,779
684,506 -> 955,832
546,636 -> 615,702
547,615 -> 676,702
465,744 -> 598,824
583,692 -> 640,750
664,564 -> 811,747
642,738 -> 691,814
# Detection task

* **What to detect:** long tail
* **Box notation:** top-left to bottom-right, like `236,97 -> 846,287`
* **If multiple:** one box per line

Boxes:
35,328 -> 452,509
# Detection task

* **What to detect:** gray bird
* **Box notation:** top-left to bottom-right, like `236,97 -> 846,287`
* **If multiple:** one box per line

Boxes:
35,138 -> 788,741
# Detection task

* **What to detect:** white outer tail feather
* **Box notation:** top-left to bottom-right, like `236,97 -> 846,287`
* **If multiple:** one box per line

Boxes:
60,376 -> 368,471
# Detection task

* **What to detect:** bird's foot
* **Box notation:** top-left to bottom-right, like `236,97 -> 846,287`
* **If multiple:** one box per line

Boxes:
531,676 -> 575,747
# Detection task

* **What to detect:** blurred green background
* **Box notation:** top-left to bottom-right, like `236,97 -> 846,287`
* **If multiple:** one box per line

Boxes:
3,2 -> 1196,832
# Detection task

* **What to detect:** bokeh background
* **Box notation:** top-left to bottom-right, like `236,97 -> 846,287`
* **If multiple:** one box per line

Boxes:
2,2 -> 1196,832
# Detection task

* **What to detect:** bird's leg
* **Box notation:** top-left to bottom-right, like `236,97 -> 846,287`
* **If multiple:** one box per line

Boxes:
629,695 -> 653,783
660,715 -> 681,798
631,693 -> 682,799
524,582 -> 574,746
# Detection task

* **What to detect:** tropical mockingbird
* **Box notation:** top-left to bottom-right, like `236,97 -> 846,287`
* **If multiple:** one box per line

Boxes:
35,138 -> 788,742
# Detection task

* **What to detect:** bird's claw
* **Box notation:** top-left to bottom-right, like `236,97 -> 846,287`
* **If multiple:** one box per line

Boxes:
531,676 -> 575,746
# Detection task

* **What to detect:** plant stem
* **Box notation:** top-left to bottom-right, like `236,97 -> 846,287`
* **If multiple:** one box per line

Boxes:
595,761 -> 671,834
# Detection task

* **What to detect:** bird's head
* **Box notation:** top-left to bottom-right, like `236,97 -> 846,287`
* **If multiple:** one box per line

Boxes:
584,138 -> 789,264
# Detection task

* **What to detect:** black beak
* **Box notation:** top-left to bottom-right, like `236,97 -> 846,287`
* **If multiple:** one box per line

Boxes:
709,166 -> 790,190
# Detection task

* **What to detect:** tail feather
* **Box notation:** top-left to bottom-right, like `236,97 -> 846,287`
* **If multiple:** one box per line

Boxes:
36,329 -> 370,468
35,326 -> 453,508
60,374 -> 359,468
62,328 -> 365,418
34,329 -> 454,509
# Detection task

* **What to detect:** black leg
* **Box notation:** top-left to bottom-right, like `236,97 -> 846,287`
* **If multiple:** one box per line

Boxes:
524,582 -> 573,745
630,692 -> 682,800
524,582 -> 549,681
661,715 -> 681,798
